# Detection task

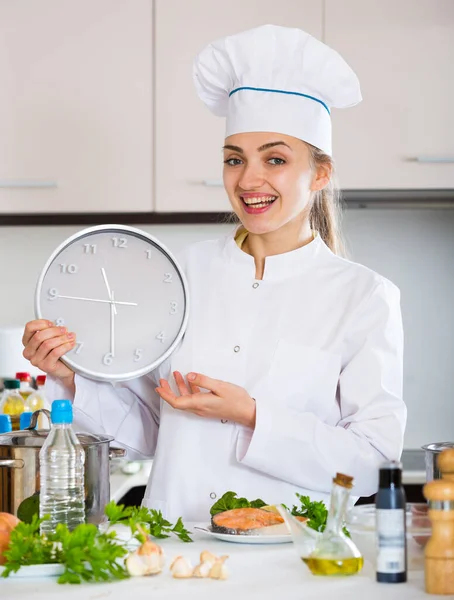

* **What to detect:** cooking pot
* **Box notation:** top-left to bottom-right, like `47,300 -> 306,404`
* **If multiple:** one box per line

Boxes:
0,409 -> 125,523
421,442 -> 454,481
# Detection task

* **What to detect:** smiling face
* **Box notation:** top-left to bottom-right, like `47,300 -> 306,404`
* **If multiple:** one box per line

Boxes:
222,132 -> 328,235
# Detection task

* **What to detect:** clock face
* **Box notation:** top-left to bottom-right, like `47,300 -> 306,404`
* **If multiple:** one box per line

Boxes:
35,225 -> 189,382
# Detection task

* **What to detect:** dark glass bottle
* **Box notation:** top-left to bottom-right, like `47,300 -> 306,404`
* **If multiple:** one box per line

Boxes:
375,461 -> 407,583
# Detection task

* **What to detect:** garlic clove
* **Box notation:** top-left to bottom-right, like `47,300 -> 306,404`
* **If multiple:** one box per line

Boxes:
170,555 -> 194,579
126,553 -> 151,577
137,540 -> 165,568
126,536 -> 165,576
193,560 -> 213,578
200,550 -> 218,564
209,555 -> 229,580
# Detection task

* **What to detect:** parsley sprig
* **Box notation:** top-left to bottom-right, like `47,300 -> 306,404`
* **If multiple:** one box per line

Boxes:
290,494 -> 350,536
104,501 -> 192,542
289,494 -> 329,532
1,515 -> 128,584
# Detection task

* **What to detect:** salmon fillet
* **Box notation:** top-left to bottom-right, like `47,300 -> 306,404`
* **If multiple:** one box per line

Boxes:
211,508 -> 284,535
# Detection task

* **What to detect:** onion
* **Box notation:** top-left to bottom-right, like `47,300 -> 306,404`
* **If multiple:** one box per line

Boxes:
0,512 -> 20,565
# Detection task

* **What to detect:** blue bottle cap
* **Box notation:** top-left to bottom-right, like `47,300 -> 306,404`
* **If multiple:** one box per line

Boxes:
51,399 -> 73,424
0,414 -> 12,433
20,411 -> 33,430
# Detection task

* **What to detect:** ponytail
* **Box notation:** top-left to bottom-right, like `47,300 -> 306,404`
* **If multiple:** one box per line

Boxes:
307,144 -> 346,256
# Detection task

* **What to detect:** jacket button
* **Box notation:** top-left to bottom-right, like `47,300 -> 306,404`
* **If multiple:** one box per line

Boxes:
221,419 -> 228,424
252,282 -> 259,289
210,492 -> 217,499
234,345 -> 240,353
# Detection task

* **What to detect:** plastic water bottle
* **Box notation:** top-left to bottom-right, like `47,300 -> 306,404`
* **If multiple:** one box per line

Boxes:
39,400 -> 85,534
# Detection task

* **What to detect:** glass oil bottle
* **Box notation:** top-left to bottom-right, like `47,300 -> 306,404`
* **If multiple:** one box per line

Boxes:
303,473 -> 363,576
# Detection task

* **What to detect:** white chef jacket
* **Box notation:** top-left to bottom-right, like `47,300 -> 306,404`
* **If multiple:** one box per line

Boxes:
47,231 -> 406,522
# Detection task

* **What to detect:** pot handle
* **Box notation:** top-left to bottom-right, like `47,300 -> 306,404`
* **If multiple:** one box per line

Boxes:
0,459 -> 25,469
28,408 -> 51,430
109,447 -> 126,459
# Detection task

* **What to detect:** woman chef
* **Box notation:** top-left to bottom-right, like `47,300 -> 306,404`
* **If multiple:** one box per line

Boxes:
22,25 -> 406,522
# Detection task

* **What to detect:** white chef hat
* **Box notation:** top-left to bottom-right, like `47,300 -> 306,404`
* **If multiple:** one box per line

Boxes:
193,24 -> 361,156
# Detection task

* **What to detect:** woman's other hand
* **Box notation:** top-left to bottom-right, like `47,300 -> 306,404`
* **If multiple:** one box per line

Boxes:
22,319 -> 76,391
156,371 -> 256,429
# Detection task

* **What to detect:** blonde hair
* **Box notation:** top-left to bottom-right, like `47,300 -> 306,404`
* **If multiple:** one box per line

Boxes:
307,143 -> 345,256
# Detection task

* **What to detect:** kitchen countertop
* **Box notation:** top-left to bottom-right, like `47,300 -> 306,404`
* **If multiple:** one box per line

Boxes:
0,528 -> 441,600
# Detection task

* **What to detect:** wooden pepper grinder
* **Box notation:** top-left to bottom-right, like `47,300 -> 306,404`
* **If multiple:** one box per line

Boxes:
423,448 -> 454,595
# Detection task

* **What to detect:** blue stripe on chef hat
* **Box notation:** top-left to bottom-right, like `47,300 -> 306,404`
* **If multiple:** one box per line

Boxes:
229,87 -> 331,115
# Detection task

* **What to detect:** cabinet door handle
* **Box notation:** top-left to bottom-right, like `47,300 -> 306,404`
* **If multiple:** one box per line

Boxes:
202,179 -> 223,187
407,156 -> 454,164
0,180 -> 58,188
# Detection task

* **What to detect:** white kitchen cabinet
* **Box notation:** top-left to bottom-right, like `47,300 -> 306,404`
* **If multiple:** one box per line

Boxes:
154,0 -> 323,213
0,0 -> 152,214
325,0 -> 454,190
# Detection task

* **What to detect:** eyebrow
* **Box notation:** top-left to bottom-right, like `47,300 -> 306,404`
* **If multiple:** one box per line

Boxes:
222,141 -> 292,153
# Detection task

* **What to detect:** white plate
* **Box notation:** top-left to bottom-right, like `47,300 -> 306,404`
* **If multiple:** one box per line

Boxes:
194,524 -> 291,545
0,563 -> 65,578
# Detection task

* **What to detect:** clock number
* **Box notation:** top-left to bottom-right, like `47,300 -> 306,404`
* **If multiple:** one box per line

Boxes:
133,348 -> 143,362
145,250 -> 152,259
170,301 -> 178,315
48,288 -> 59,301
156,331 -> 165,343
55,318 -> 65,327
60,263 -> 78,274
74,342 -> 84,355
163,273 -> 172,283
112,237 -> 128,248
83,244 -> 97,254
103,353 -> 113,366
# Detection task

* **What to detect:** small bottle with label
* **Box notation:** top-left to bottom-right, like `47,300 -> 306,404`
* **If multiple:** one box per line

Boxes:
15,372 -> 34,402
375,461 -> 407,583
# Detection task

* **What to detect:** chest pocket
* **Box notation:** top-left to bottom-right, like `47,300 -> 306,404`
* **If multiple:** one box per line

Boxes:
268,340 -> 341,419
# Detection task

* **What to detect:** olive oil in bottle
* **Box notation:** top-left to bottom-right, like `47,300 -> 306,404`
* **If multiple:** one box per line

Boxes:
304,473 -> 363,577
0,379 -> 25,430
302,556 -> 364,576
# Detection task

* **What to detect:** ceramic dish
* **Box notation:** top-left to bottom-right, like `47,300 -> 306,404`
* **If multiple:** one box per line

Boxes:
194,524 -> 291,545
0,563 -> 65,578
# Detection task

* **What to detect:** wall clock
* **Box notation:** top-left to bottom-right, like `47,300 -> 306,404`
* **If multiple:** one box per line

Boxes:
35,224 -> 189,382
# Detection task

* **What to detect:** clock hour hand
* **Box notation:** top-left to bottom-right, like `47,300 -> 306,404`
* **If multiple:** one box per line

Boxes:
101,267 -> 117,315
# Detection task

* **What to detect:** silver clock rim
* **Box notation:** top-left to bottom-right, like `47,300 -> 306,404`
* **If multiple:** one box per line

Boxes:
34,223 -> 190,383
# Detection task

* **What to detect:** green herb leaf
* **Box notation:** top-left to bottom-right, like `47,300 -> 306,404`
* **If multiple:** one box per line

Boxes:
210,491 -> 267,516
104,501 -> 192,542
290,493 -> 350,536
290,494 -> 328,532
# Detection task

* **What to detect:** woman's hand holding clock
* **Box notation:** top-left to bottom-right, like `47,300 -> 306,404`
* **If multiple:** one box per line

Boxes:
22,319 -> 77,392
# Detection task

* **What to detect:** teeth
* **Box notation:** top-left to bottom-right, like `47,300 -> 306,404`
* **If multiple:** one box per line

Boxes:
247,202 -> 272,208
242,196 -> 276,205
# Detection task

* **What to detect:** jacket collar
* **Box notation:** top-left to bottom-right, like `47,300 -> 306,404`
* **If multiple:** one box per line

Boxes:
223,228 -> 327,282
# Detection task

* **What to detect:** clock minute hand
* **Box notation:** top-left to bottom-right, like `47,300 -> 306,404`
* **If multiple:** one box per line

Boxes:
56,294 -> 138,306
110,290 -> 115,357
101,267 -> 117,315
